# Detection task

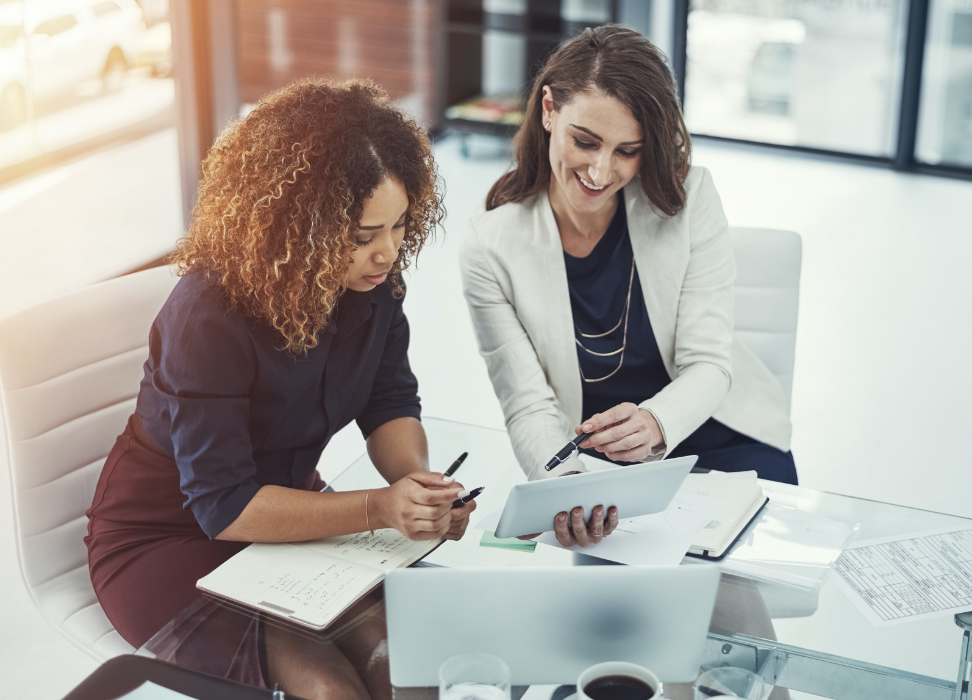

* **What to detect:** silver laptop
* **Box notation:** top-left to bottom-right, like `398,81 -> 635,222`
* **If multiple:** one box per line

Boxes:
385,564 -> 720,686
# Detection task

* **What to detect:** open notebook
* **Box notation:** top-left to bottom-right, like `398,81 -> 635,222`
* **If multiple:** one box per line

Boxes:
681,471 -> 769,560
196,530 -> 440,630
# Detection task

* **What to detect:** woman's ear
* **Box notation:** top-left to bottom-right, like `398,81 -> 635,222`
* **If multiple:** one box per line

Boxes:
541,85 -> 555,128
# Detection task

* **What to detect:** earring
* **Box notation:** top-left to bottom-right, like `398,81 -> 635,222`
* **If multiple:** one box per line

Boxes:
544,122 -> 550,131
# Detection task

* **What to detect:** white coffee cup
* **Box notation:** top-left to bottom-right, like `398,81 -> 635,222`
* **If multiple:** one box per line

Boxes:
577,661 -> 662,700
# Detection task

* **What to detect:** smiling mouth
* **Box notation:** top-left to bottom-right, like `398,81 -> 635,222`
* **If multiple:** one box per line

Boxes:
575,172 -> 609,193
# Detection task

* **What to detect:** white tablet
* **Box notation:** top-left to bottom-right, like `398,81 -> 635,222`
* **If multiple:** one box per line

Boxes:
493,455 -> 697,538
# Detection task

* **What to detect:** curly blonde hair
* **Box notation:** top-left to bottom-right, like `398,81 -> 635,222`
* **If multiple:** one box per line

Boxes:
171,78 -> 444,353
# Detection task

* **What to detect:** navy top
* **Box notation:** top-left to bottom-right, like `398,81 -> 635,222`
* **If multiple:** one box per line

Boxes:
564,196 -> 750,462
135,271 -> 421,538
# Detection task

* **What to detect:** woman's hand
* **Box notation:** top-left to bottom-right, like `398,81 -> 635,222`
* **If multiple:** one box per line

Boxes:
516,471 -> 619,546
446,497 -> 477,541
372,471 -> 464,541
553,504 -> 620,548
576,403 -> 663,462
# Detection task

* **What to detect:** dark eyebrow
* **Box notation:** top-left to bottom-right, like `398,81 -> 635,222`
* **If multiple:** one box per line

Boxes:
569,124 -> 644,147
358,208 -> 408,231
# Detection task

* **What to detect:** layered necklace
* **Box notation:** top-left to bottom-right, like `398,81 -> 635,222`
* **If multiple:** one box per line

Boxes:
574,258 -> 635,383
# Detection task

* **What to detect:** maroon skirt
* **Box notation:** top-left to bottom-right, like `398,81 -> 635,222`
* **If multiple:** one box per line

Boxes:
85,413 -> 323,686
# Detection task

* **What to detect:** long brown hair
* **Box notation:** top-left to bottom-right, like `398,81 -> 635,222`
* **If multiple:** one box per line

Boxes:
486,25 -> 690,216
171,78 -> 443,354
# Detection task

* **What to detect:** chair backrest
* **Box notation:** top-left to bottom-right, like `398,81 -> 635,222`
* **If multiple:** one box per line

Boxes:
0,265 -> 179,659
729,228 -> 802,412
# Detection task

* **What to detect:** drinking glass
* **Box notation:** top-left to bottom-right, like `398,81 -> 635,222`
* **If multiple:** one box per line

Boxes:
439,653 -> 511,700
693,667 -> 766,699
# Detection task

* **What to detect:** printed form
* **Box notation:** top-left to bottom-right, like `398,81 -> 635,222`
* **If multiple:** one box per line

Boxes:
833,528 -> 972,625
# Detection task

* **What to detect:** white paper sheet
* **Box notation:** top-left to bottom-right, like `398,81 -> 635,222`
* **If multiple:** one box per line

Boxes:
120,681 -> 194,699
833,527 -> 972,626
529,492 -> 725,565
713,502 -> 858,589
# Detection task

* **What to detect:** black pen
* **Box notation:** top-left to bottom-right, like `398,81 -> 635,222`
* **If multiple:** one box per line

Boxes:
444,451 -> 468,478
452,486 -> 484,509
543,432 -> 594,471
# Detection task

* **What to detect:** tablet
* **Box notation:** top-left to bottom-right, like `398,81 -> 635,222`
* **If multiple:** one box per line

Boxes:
493,455 -> 697,538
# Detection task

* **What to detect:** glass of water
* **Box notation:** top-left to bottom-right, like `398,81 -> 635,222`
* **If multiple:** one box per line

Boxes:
439,653 -> 511,700
694,666 -> 766,699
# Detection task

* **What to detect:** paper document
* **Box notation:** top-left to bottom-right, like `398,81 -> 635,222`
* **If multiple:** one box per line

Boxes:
531,491 -> 725,565
833,527 -> 972,626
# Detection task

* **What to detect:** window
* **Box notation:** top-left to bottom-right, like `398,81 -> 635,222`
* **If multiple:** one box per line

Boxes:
92,1 -> 123,17
34,14 -> 79,37
0,25 -> 23,48
916,4 -> 972,167
683,0 -> 908,158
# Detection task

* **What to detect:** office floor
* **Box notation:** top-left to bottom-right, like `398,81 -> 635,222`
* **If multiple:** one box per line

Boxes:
0,131 -> 970,697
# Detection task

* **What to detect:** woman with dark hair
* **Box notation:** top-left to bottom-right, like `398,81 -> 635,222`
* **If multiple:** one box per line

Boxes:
85,78 -> 474,699
461,25 -> 796,548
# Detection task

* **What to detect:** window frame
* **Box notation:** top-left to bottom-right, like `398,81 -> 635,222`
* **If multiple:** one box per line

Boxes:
671,0 -> 972,181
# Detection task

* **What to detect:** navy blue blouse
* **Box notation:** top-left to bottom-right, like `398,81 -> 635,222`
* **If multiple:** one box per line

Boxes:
565,196 -> 752,463
135,271 -> 421,538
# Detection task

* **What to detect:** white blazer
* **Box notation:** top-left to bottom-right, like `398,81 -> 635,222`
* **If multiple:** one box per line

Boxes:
459,166 -> 792,480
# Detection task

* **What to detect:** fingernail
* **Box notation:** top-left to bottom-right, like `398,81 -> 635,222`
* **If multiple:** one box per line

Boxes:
558,514 -> 567,522
442,475 -> 455,482
583,424 -> 593,431
457,490 -> 469,499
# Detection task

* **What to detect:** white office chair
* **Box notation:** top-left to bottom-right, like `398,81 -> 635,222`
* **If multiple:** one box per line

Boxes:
729,228 -> 802,414
0,265 -> 179,660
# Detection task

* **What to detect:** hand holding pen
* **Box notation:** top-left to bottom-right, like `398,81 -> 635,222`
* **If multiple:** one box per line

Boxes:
573,403 -> 664,463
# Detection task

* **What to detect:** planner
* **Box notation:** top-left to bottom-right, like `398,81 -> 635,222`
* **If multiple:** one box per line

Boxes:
196,529 -> 440,630
681,471 -> 768,560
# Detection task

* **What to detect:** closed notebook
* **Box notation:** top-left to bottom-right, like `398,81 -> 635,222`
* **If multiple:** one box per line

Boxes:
681,471 -> 768,561
196,530 -> 440,630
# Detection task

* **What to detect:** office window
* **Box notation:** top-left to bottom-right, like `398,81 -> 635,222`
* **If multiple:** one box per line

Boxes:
916,3 -> 972,167
0,0 -> 173,179
92,2 -> 124,18
34,14 -> 79,37
683,0 -> 909,157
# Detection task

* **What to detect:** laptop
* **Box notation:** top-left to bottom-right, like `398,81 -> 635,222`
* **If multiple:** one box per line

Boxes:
385,564 -> 720,686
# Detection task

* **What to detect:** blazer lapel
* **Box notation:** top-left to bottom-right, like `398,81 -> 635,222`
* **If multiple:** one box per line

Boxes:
625,181 -> 685,379
534,191 -> 583,427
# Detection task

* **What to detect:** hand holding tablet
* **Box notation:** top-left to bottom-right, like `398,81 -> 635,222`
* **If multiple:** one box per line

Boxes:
494,456 -> 697,540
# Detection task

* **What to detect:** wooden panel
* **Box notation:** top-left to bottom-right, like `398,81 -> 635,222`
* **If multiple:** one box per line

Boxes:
236,0 -> 436,122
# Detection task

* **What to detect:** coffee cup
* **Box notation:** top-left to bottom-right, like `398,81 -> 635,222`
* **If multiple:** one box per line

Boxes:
577,661 -> 662,700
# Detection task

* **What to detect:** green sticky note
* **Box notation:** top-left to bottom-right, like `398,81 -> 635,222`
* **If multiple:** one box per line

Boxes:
480,531 -> 537,552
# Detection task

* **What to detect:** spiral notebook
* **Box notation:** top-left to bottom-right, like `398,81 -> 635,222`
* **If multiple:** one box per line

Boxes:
196,529 -> 441,630
681,471 -> 768,561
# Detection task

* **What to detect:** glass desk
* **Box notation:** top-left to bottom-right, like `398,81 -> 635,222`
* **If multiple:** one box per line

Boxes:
139,418 -> 972,700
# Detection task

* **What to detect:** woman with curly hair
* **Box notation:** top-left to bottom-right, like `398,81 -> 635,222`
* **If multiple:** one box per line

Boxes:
85,78 -> 469,699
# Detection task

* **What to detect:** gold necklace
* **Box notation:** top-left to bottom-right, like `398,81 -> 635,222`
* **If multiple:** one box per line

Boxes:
574,259 -> 635,383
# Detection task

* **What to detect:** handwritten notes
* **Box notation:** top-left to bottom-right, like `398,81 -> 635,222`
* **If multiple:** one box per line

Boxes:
301,528 -> 430,571
196,529 -> 441,630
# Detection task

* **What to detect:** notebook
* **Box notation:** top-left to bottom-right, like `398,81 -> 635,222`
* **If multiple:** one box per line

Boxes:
196,529 -> 440,630
681,471 -> 769,560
